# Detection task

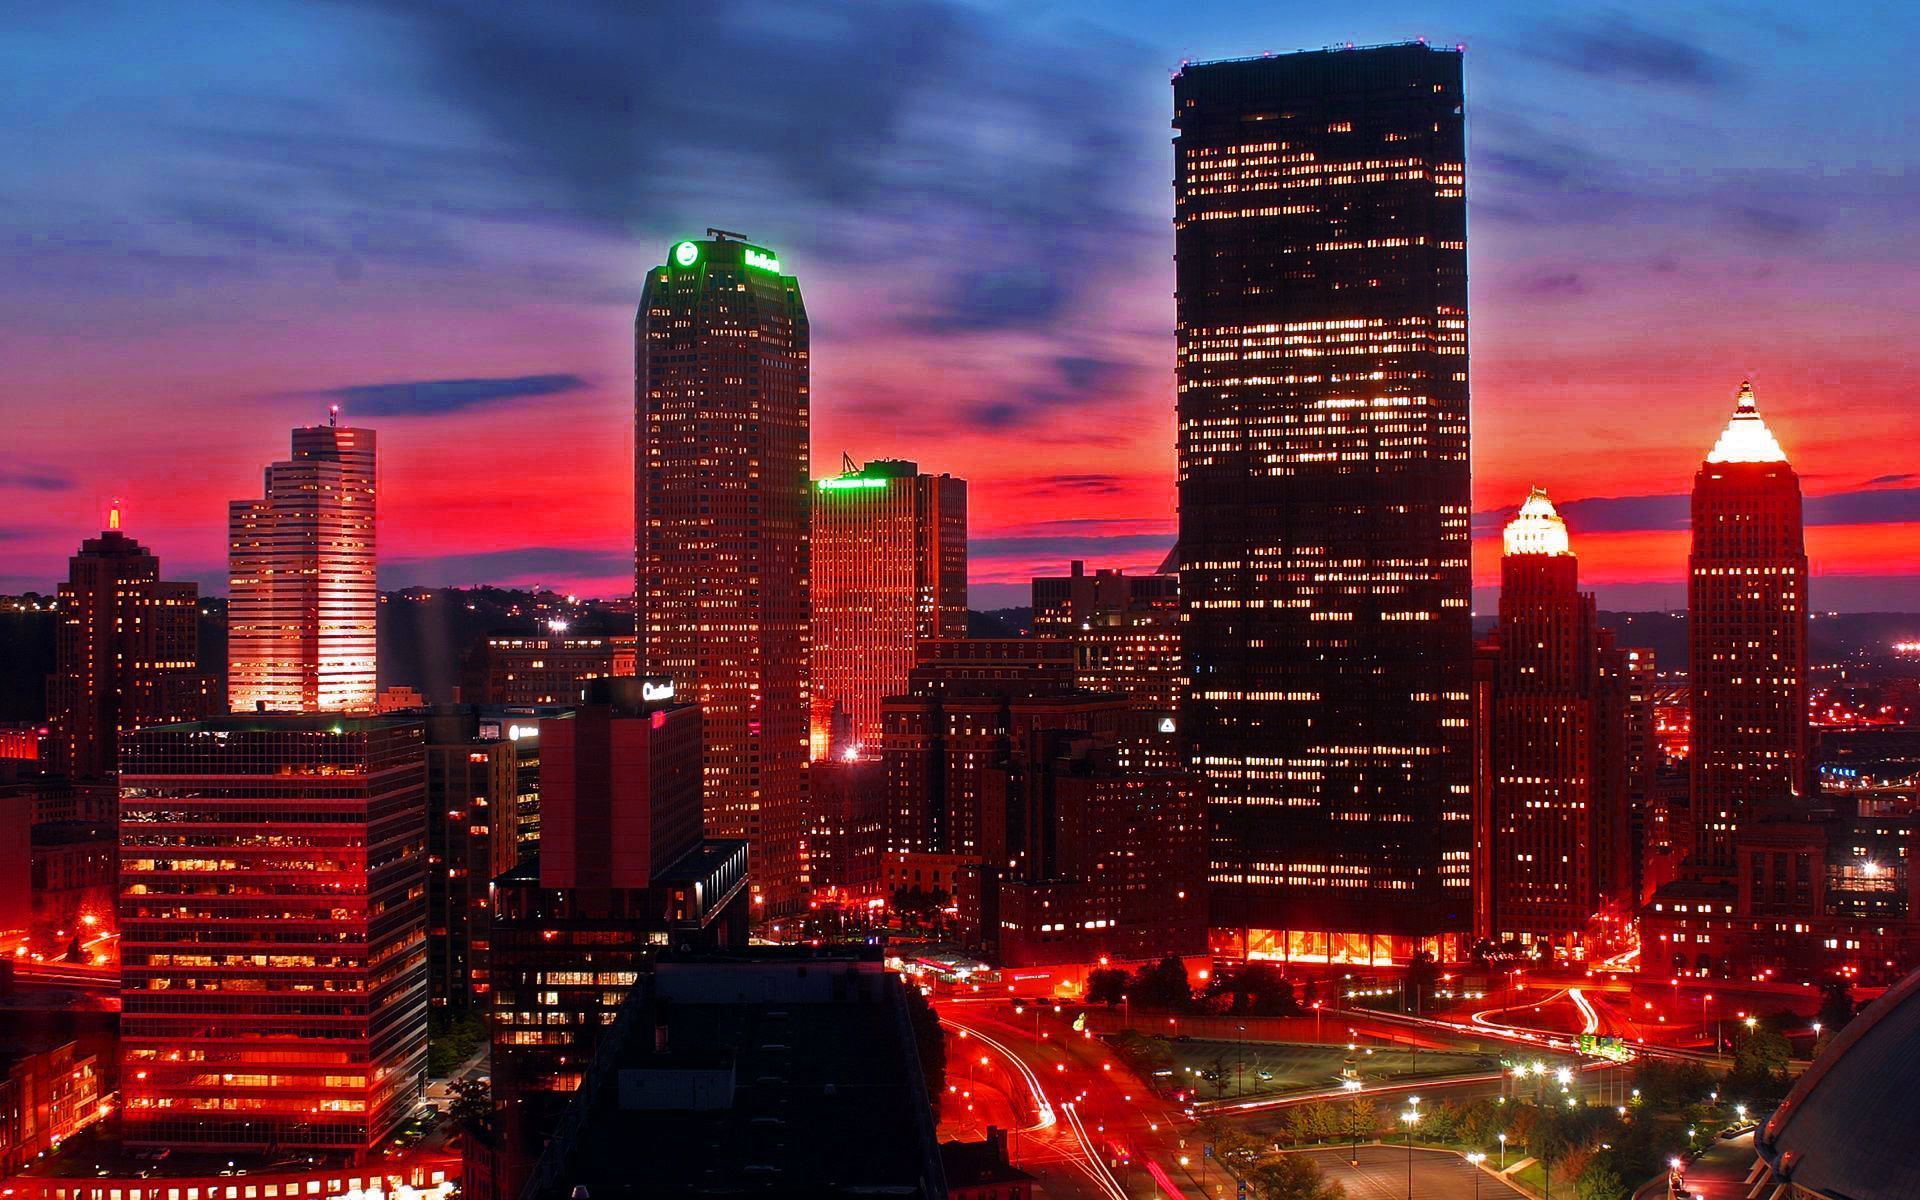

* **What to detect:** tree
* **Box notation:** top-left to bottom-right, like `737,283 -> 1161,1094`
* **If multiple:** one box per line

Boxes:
1404,950 -> 1440,1013
1201,1053 -> 1232,1099
1246,1153 -> 1347,1200
1130,956 -> 1195,1011
1340,1096 -> 1379,1140
1817,981 -> 1855,1037
1576,1158 -> 1627,1200
1732,1023 -> 1791,1081
1286,1101 -> 1338,1144
902,985 -> 946,1118
447,1076 -> 492,1136
1198,1118 -> 1264,1172
1085,967 -> 1129,1008
1528,1110 -> 1570,1170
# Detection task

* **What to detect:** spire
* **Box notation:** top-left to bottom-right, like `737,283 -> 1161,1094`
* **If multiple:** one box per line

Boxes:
1503,485 -> 1571,556
328,404 -> 341,428
1706,379 -> 1787,464
108,498 -> 122,532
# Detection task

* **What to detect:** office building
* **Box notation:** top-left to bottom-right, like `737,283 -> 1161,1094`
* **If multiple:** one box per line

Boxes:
488,679 -> 748,1193
810,458 -> 966,760
459,627 -> 633,706
994,738 -> 1207,971
1481,489 -> 1631,955
228,415 -> 377,714
1034,565 -> 1182,771
423,711 -> 524,1012
1173,45 -> 1473,960
117,716 -> 428,1156
636,232 -> 810,909
1688,381 -> 1809,878
45,514 -> 210,780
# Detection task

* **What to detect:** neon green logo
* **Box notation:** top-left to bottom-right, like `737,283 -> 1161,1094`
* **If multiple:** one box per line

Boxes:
817,477 -> 887,491
673,241 -> 699,268
743,247 -> 781,273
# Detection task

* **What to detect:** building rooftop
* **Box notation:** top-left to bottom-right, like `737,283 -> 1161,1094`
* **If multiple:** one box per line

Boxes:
1757,963 -> 1920,1198
1706,380 -> 1789,464
524,951 -> 943,1199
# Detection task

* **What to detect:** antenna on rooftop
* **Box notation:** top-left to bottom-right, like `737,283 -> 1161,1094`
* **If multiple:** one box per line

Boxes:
707,228 -> 750,242
841,451 -> 858,475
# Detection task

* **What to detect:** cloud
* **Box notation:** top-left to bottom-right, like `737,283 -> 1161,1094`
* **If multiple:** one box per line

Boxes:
1520,271 -> 1588,297
313,373 -> 589,417
971,532 -> 1174,560
1867,474 -> 1915,486
382,546 -> 630,590
1474,487 -> 1920,537
0,467 -> 74,492
1533,14 -> 1734,90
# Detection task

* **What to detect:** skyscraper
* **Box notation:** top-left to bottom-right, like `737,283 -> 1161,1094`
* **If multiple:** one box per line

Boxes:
1484,488 -> 1630,954
45,510 -> 210,779
810,458 -> 967,759
117,716 -> 428,1155
228,413 -> 377,714
637,232 -> 810,910
1689,381 -> 1808,878
1172,45 -> 1473,961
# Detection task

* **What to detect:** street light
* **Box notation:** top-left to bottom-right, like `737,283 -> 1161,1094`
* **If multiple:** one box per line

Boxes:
1498,1132 -> 1508,1170
1401,1096 -> 1422,1200
1466,1151 -> 1486,1200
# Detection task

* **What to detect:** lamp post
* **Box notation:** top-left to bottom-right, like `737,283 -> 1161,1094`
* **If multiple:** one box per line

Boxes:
1402,1097 -> 1421,1200
1466,1151 -> 1486,1200
1497,1132 -> 1507,1170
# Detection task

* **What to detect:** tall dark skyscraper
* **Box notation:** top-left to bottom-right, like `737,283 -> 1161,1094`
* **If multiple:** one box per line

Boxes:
636,232 -> 810,910
1689,381 -> 1808,878
45,511 -> 210,779
1173,45 -> 1473,962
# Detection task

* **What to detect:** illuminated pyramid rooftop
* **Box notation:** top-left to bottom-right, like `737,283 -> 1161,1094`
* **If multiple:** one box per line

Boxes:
1503,485 -> 1571,556
1706,380 -> 1789,464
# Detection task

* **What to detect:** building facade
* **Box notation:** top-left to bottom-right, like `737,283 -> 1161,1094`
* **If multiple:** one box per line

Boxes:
1481,489 -> 1631,955
1034,566 -> 1182,771
1688,381 -> 1809,879
1173,45 -> 1473,959
459,629 -> 632,706
228,417 -> 378,714
424,725 -> 521,1012
636,233 -> 810,910
117,717 -> 428,1156
45,520 -> 209,780
810,459 -> 967,760
488,679 -> 749,1193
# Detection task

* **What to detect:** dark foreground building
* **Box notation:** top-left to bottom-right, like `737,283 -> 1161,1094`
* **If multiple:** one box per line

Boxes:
519,951 -> 946,1200
488,679 -> 748,1194
1173,44 -> 1473,961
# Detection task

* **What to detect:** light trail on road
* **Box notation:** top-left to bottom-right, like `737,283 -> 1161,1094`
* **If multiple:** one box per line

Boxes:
941,1017 -> 1056,1131
1569,987 -> 1601,1035
1060,1102 -> 1129,1200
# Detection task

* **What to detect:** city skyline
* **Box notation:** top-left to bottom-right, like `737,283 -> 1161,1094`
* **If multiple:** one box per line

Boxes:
4,3 -> 1917,610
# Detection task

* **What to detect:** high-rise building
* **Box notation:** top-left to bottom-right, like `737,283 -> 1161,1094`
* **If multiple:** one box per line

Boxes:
1172,45 -> 1473,961
45,513 -> 211,779
636,232 -> 809,909
488,678 -> 748,1194
810,458 -> 967,760
1032,561 -> 1178,636
1688,381 -> 1808,878
117,716 -> 428,1156
1482,489 -> 1631,955
228,414 -> 377,714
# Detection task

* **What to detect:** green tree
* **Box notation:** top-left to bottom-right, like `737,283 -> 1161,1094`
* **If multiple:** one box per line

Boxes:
1340,1096 -> 1379,1140
1528,1110 -> 1570,1170
903,985 -> 946,1118
1246,1153 -> 1347,1200
447,1076 -> 492,1136
1287,1100 -> 1338,1144
1732,1023 -> 1791,1080
1085,967 -> 1129,1007
1198,1118 -> 1264,1172
1131,956 -> 1195,1011
1405,950 -> 1440,1013
1576,1158 -> 1626,1200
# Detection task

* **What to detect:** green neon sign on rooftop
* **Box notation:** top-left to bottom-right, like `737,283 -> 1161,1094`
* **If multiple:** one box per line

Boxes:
743,246 -> 780,273
672,240 -> 699,268
816,477 -> 889,491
